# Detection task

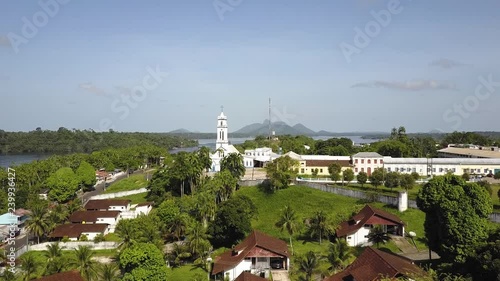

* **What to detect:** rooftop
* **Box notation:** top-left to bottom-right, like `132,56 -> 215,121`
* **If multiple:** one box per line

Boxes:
84,199 -> 131,210
68,211 -> 121,223
383,157 -> 500,165
352,152 -> 383,158
49,224 -> 108,238
34,271 -> 84,281
438,147 -> 500,158
336,205 -> 405,237
235,272 -> 268,281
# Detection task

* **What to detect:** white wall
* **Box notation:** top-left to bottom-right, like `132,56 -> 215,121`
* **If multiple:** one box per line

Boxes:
90,189 -> 147,200
28,241 -> 119,251
346,227 -> 371,247
135,205 -> 152,216
352,157 -> 384,175
225,259 -> 252,281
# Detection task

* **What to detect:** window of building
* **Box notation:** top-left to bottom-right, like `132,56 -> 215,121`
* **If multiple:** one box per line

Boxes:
320,169 -> 323,173
396,168 -> 399,172
485,169 -> 489,173
361,168 -> 364,172
387,168 -> 391,172
301,168 -> 304,173
433,168 -> 436,172
257,257 -> 267,262
355,168 -> 358,172
380,160 -> 383,164
368,159 -> 371,164
374,159 -> 378,164
452,168 -> 456,172
355,159 -> 358,164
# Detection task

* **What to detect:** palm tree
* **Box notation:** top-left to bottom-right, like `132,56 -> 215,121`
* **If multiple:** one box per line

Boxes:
275,205 -> 298,255
326,240 -> 353,272
115,220 -> 135,251
367,225 -> 391,247
298,251 -> 320,281
197,146 -> 212,173
220,153 -> 245,179
195,191 -> 216,227
186,222 -> 211,259
67,200 -> 83,215
25,204 -> 49,244
1,269 -> 18,281
168,214 -> 189,241
97,263 -> 120,281
307,210 -> 331,244
20,253 -> 40,281
43,242 -> 66,275
71,246 -> 96,281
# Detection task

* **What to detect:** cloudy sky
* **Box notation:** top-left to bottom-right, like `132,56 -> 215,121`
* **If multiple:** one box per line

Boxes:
1,0 -> 499,133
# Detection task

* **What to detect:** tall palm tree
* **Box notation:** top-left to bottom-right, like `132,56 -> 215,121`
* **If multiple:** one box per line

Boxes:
115,220 -> 135,251
197,146 -> 213,173
67,199 -> 83,215
168,214 -> 189,241
195,191 -> 216,227
43,242 -> 66,275
186,222 -> 211,259
326,240 -> 353,272
220,153 -> 245,179
367,225 -> 391,247
275,205 -> 298,255
299,251 -> 320,281
71,246 -> 96,281
97,263 -> 120,281
307,210 -> 331,244
25,204 -> 49,244
1,269 -> 18,281
20,254 -> 40,281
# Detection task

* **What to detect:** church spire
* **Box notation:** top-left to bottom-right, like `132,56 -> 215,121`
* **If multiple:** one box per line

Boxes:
216,106 -> 228,149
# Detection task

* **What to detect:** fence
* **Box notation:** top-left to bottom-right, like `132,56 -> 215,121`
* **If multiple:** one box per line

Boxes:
28,241 -> 119,251
239,179 -> 266,187
89,188 -> 147,200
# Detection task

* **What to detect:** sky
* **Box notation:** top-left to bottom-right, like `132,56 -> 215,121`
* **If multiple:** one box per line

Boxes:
1,0 -> 500,134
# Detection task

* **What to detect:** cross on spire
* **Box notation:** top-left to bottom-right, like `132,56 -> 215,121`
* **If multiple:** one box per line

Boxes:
221,105 -> 224,112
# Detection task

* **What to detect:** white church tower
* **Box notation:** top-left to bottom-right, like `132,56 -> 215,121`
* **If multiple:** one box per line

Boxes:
216,106 -> 229,151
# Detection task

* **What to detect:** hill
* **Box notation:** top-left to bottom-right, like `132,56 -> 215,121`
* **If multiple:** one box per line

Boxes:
234,120 -> 322,136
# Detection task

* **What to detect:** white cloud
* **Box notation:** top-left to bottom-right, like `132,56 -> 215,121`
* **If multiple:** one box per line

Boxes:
351,80 -> 457,91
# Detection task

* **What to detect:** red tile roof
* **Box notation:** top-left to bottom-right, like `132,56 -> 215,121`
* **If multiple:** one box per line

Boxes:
235,272 -> 268,281
305,160 -> 351,167
324,247 -> 423,281
336,205 -> 405,237
85,199 -> 130,210
49,224 -> 108,238
212,230 -> 289,274
34,271 -> 84,281
68,211 -> 120,223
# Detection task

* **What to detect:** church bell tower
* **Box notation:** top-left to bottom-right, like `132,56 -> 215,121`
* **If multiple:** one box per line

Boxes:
216,106 -> 229,150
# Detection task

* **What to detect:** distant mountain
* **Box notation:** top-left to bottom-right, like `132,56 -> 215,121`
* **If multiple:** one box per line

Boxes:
234,120 -> 318,136
169,128 -> 191,134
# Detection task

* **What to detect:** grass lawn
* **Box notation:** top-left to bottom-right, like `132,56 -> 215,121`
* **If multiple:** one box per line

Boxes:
104,174 -> 148,194
167,265 -> 207,280
236,185 -> 427,279
114,192 -> 149,204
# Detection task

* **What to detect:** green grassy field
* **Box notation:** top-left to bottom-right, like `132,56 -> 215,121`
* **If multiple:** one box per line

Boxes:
114,192 -> 149,204
104,174 -> 148,194
167,265 -> 207,280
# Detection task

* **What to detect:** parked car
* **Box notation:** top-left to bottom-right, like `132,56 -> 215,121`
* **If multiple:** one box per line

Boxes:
270,260 -> 283,269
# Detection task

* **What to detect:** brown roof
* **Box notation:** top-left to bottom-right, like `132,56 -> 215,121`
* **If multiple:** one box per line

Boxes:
85,199 -> 130,210
34,271 -> 84,281
305,160 -> 351,167
235,272 -> 268,281
68,211 -> 120,223
336,205 -> 405,237
49,224 -> 108,238
324,247 -> 423,281
35,271 -> 84,281
212,230 -> 289,274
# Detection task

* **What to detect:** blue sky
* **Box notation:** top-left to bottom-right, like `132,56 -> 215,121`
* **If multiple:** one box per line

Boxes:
1,0 -> 499,133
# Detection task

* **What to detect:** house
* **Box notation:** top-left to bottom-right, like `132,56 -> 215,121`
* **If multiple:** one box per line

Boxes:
135,202 -> 153,216
212,230 -> 290,281
235,272 -> 268,281
68,211 -> 121,232
95,170 -> 110,181
84,199 -> 131,212
323,247 -> 423,281
48,224 -> 108,241
297,155 -> 352,176
336,205 -> 405,247
351,152 -> 384,176
0,209 -> 30,232
244,147 -> 281,168
34,270 -> 84,281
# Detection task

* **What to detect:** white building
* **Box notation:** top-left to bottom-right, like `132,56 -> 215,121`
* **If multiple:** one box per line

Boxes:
243,147 -> 281,168
68,211 -> 121,233
351,152 -> 384,176
85,199 -> 131,212
209,108 -> 255,172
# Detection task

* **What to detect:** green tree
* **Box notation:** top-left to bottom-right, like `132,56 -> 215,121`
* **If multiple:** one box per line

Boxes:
76,161 -> 97,191
343,169 -> 355,186
120,242 -> 169,281
25,204 -> 49,244
43,242 -> 66,275
400,173 -> 416,191
70,245 -> 96,281
357,171 -> 368,187
369,168 -> 384,188
186,222 -> 211,260
275,205 -> 299,255
194,191 -> 216,227
411,171 -> 420,181
20,253 -> 40,281
367,225 -> 391,247
209,170 -> 238,203
307,211 -> 331,244
311,168 -> 319,178
328,163 -> 341,182
326,240 -> 353,272
384,171 -> 400,189
417,174 -> 493,264
97,263 -> 121,281
298,251 -> 320,281
265,156 -> 299,191
461,172 -> 470,181
220,153 -> 245,179
168,213 -> 190,241
47,167 -> 80,203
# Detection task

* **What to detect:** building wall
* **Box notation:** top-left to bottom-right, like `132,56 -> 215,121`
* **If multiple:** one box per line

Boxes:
80,231 -> 107,241
135,205 -> 152,216
352,157 -> 384,176
109,205 -> 130,212
346,227 -> 371,247
384,162 -> 500,176
224,259 -> 252,281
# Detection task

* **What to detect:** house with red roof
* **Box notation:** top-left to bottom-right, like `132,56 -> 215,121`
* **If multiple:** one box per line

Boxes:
324,247 -> 423,281
234,272 -> 268,281
212,230 -> 290,281
336,205 -> 405,247
34,270 -> 84,281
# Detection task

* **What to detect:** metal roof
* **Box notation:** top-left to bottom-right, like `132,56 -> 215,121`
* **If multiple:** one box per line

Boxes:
383,158 -> 500,165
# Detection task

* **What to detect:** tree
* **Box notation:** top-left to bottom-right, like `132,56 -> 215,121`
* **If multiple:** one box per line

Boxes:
97,263 -> 121,281
120,242 -> 169,281
25,204 -> 49,244
307,211 -> 331,244
168,213 -> 189,241
194,191 -> 216,227
47,167 -> 80,203
461,172 -> 470,181
71,246 -> 96,281
196,146 -> 212,173
311,168 -> 319,178
326,240 -> 353,272
220,153 -> 245,179
343,169 -> 355,186
369,168 -> 384,188
411,171 -> 420,181
275,205 -> 299,255
265,156 -> 299,191
357,171 -> 368,187
209,170 -> 238,203
186,222 -> 211,260
384,172 -> 400,189
367,225 -> 391,247
20,253 -> 39,281
116,219 -> 136,250
328,163 -> 341,182
43,242 -> 66,275
209,195 -> 256,248
298,251 -> 320,281
76,161 -> 97,191
400,173 -> 416,191
417,174 -> 493,264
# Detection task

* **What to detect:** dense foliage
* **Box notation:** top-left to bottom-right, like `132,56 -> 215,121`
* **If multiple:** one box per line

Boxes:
264,156 -> 299,191
0,128 -> 196,154
120,243 -> 169,281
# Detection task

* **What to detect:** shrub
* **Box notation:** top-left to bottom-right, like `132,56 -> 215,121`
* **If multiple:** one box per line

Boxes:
79,234 -> 88,241
62,236 -> 70,242
94,233 -> 105,243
